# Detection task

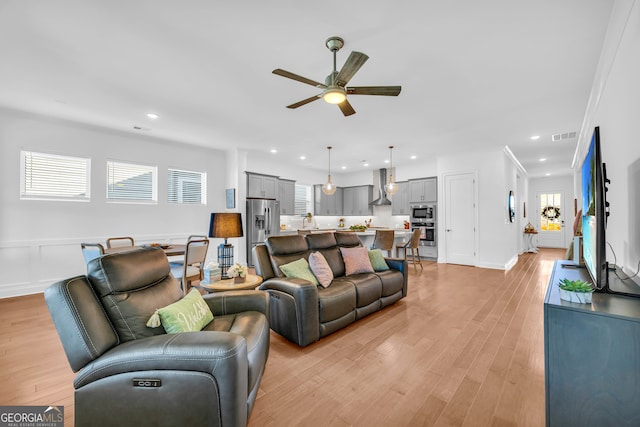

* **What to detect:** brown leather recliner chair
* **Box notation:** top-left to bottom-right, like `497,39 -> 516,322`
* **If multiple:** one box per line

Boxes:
45,248 -> 269,427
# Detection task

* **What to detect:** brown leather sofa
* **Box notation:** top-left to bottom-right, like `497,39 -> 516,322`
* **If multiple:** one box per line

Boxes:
45,248 -> 270,427
253,232 -> 408,347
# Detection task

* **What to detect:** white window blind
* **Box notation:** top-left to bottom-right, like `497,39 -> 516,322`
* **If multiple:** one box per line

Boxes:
167,169 -> 206,204
107,161 -> 157,203
20,151 -> 90,201
294,184 -> 312,216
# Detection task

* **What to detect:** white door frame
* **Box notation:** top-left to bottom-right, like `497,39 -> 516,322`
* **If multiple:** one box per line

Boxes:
441,170 -> 479,266
536,190 -> 569,248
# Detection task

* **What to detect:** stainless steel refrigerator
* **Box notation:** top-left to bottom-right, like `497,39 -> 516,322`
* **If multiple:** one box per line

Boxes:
246,199 -> 280,266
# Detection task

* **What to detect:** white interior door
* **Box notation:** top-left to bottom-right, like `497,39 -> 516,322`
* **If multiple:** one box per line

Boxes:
444,172 -> 477,266
536,191 -> 567,248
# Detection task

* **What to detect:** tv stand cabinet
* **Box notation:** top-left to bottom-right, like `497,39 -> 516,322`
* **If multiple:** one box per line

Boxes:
544,260 -> 640,426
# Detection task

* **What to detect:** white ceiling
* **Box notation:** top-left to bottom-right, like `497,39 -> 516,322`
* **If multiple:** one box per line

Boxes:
0,1 -> 614,178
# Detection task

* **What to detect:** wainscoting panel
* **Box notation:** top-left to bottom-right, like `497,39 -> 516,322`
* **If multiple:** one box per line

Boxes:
0,234 -> 194,299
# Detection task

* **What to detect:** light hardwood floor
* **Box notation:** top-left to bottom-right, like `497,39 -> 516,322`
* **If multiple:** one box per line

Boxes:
0,249 -> 564,426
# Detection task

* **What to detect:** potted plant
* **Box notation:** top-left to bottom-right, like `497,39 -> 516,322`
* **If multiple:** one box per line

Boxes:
558,278 -> 594,304
227,263 -> 249,283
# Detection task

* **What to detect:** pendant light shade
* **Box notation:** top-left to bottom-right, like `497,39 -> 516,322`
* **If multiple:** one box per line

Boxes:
384,145 -> 399,196
322,146 -> 337,195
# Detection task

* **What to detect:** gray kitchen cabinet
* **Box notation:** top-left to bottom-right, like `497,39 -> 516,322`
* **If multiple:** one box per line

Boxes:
409,177 -> 437,203
247,172 -> 278,199
342,185 -> 373,216
544,260 -> 640,426
391,181 -> 410,215
278,179 -> 295,215
314,185 -> 343,216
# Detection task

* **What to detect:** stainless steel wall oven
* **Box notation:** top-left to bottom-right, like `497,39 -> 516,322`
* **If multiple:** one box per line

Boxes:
410,203 -> 436,247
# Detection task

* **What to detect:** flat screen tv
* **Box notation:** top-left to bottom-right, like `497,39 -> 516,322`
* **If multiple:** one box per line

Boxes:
581,126 -> 609,290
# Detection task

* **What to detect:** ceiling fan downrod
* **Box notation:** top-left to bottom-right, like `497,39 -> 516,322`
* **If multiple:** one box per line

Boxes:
323,36 -> 346,104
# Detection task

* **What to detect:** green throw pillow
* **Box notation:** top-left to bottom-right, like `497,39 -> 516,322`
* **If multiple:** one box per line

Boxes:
147,288 -> 214,334
279,258 -> 319,285
368,249 -> 390,271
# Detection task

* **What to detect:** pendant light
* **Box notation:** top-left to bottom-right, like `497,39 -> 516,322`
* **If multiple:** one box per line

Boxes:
384,145 -> 399,196
322,146 -> 337,195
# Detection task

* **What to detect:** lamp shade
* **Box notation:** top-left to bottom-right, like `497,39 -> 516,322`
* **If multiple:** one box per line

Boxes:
209,213 -> 243,240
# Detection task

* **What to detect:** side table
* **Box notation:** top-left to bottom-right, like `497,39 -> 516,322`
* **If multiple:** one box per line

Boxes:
199,274 -> 263,293
524,230 -> 538,253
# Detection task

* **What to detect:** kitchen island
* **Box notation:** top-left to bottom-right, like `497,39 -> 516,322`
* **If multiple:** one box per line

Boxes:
278,228 -> 412,256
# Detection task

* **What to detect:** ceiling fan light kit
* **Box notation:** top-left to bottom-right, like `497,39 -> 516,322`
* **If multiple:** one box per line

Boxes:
273,36 -> 401,116
322,87 -> 346,104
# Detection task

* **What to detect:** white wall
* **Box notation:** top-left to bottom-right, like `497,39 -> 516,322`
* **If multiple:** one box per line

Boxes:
437,147 -> 521,270
0,108 -> 228,298
582,1 -> 640,274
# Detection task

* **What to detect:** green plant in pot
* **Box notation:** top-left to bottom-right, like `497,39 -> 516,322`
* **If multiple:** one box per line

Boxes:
558,278 -> 594,304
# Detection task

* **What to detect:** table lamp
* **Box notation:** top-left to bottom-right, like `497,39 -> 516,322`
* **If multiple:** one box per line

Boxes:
208,212 -> 244,279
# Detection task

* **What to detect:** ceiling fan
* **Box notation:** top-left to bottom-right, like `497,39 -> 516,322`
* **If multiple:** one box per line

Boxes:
272,36 -> 401,116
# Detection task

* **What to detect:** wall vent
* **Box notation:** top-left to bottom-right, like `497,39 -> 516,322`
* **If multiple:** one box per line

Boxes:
551,131 -> 577,142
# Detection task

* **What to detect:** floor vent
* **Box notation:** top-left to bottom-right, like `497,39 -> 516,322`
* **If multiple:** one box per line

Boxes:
551,131 -> 577,142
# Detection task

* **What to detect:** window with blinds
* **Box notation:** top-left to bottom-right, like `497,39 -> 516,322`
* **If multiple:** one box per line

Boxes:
294,184 -> 313,215
20,151 -> 90,201
167,169 -> 206,204
106,160 -> 157,203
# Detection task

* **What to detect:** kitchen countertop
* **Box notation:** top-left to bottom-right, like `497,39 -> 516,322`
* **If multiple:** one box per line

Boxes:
279,228 -> 410,236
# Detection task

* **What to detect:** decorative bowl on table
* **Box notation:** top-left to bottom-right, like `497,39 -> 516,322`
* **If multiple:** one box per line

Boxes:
147,243 -> 170,249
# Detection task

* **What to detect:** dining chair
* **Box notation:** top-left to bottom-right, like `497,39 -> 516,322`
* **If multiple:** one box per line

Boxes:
372,229 -> 395,257
168,235 -> 209,264
396,228 -> 423,271
106,236 -> 135,249
80,242 -> 105,264
170,238 -> 209,294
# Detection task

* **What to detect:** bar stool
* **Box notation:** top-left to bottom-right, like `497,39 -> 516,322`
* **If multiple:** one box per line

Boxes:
372,229 -> 395,257
396,229 -> 423,271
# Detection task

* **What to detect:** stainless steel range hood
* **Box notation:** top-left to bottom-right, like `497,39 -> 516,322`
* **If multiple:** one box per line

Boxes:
369,168 -> 392,206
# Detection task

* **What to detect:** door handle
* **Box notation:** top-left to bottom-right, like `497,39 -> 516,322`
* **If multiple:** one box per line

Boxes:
266,208 -> 270,234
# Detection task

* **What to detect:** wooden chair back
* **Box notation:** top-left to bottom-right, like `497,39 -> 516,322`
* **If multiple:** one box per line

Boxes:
106,236 -> 135,249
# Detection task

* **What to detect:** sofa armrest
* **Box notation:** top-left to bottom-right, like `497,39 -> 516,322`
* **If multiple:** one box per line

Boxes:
74,331 -> 251,426
75,331 -> 248,388
203,290 -> 269,318
385,257 -> 408,274
385,257 -> 409,297
258,277 -> 320,346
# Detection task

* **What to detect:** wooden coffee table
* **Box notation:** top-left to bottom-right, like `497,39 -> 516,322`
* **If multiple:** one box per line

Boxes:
199,274 -> 263,293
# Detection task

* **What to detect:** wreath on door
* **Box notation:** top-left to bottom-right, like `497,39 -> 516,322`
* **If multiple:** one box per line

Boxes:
541,206 -> 561,220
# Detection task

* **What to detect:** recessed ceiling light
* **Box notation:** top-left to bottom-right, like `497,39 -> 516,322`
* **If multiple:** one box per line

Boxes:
363,163 -> 369,167
410,155 -> 417,160
384,159 -> 390,164
146,113 -> 159,120
530,135 -> 540,141
270,149 -> 277,154
545,173 -> 551,176
539,158 -> 547,162
341,166 -> 347,170
299,155 -> 306,160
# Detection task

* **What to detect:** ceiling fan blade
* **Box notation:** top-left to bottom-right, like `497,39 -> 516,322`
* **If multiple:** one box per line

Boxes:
273,69 -> 326,88
335,51 -> 369,86
286,95 -> 321,109
347,86 -> 402,96
338,99 -> 356,116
